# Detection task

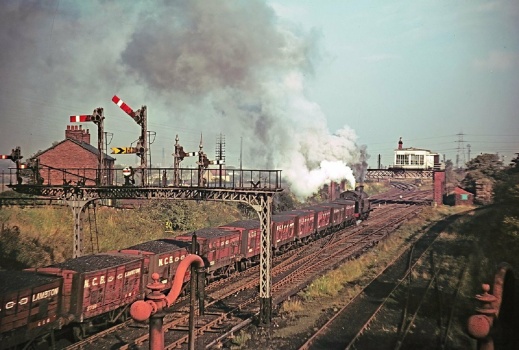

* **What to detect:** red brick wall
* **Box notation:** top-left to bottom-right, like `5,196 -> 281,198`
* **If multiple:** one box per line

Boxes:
455,193 -> 474,206
38,141 -> 99,185
433,171 -> 445,206
65,125 -> 90,144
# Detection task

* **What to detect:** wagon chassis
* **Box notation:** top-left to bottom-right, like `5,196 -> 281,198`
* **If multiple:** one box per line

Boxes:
8,183 -> 282,326
66,202 -> 424,350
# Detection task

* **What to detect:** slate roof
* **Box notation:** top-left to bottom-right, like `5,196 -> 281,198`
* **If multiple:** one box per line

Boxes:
452,186 -> 473,195
33,138 -> 115,161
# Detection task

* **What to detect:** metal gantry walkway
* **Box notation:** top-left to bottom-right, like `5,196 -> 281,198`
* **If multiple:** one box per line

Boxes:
366,168 -> 434,180
8,166 -> 282,325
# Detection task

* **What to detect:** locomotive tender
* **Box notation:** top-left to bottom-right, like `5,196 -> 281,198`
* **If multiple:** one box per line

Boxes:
0,187 -> 370,349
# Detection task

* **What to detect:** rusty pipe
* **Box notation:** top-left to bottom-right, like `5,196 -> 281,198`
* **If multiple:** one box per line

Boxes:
130,254 -> 205,350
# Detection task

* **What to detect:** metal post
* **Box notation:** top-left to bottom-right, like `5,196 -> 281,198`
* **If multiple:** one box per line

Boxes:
140,106 -> 148,186
189,234 -> 198,350
97,115 -> 104,186
198,137 -> 205,187
254,194 -> 273,326
149,312 -> 165,350
130,256 -> 205,350
67,195 -> 90,258
174,135 -> 181,187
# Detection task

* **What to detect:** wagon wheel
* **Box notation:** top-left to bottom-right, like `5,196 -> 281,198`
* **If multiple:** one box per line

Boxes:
72,326 -> 84,341
238,261 -> 247,272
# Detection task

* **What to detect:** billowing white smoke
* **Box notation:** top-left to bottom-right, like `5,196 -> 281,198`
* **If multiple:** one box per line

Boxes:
287,160 -> 355,199
0,0 -> 365,199
252,71 -> 358,197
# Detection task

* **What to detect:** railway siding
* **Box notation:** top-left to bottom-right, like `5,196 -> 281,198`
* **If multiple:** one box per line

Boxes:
275,209 -> 475,350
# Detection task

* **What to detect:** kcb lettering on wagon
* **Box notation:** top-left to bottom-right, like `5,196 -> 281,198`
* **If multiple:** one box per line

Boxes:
84,275 -> 107,288
158,255 -> 185,267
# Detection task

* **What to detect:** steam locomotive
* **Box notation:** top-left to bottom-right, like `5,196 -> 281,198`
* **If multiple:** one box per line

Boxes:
0,187 -> 370,349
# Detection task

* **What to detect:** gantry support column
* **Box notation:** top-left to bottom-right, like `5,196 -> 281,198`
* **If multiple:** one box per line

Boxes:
251,194 -> 273,326
65,193 -> 94,258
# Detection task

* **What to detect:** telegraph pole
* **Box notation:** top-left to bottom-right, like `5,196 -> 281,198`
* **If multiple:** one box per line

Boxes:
105,131 -> 113,184
215,134 -> 225,187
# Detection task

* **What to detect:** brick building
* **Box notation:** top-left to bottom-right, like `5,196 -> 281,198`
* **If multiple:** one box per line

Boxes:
445,186 -> 474,206
33,125 -> 115,186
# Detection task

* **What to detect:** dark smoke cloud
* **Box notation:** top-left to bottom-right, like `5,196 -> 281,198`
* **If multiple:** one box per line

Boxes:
352,144 -> 370,183
121,1 -> 290,96
1,0 -> 366,198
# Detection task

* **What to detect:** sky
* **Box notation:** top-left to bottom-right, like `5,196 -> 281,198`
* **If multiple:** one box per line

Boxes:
0,1 -> 518,195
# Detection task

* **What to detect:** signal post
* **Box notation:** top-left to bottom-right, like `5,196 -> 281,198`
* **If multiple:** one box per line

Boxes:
70,108 -> 105,185
112,95 -> 148,186
8,94 -> 282,327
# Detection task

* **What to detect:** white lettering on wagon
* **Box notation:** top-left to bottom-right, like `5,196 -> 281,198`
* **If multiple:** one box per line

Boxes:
32,287 -> 59,302
1,287 -> 59,311
84,269 -> 138,288
37,318 -> 51,326
84,275 -> 111,288
158,255 -> 185,267
124,268 -> 141,277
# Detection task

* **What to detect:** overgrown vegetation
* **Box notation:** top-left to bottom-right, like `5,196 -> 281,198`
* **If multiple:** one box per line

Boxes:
230,330 -> 252,349
0,199 -> 245,269
0,179 -> 390,270
272,155 -> 519,348
290,206 -> 465,304
461,153 -> 504,194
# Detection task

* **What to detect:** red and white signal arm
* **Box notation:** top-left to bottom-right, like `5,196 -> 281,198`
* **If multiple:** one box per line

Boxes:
122,167 -> 132,177
112,95 -> 135,117
70,115 -> 92,122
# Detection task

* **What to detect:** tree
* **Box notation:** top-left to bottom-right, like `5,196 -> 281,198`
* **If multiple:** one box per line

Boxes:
444,159 -> 457,187
461,153 -> 503,193
273,191 -> 297,213
509,153 -> 519,170
465,153 -> 503,176
491,155 -> 519,242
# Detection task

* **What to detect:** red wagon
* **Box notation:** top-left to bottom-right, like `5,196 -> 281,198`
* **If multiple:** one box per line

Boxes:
117,239 -> 191,288
35,254 -> 145,323
175,227 -> 242,281
271,214 -> 296,252
0,270 -> 63,349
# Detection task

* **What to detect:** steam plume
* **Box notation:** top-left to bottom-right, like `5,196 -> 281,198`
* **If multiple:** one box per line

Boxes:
0,0 -> 366,198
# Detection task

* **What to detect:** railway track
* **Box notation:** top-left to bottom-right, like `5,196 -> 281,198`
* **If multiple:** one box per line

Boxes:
296,211 -> 471,350
65,201 -> 425,350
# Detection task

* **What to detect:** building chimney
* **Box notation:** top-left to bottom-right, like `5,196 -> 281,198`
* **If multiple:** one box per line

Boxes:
398,137 -> 403,150
66,125 -> 91,144
329,181 -> 336,201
